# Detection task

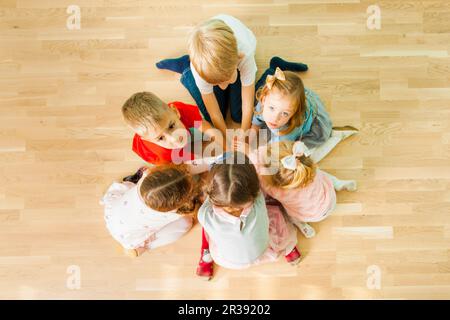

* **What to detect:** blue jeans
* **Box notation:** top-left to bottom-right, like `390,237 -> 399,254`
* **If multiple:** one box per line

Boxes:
180,65 -> 276,123
180,67 -> 242,123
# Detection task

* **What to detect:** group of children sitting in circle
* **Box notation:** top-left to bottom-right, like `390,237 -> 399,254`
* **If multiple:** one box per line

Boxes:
100,14 -> 358,280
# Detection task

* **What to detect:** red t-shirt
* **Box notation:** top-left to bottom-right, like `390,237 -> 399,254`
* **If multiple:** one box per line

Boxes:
132,101 -> 203,165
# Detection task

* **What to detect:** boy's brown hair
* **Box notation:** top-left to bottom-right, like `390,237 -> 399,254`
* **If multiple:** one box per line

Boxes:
206,152 -> 260,208
122,91 -> 169,135
139,164 -> 194,213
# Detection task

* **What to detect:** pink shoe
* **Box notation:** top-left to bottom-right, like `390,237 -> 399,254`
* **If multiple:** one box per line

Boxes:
285,247 -> 302,265
196,249 -> 214,280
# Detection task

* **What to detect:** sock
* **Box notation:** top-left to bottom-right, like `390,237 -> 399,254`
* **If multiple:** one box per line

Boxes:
201,228 -> 210,251
290,217 -> 316,238
155,54 -> 190,74
199,228 -> 212,264
321,170 -> 357,192
332,128 -> 358,141
333,179 -> 357,192
197,231 -> 214,279
309,129 -> 359,163
270,56 -> 308,72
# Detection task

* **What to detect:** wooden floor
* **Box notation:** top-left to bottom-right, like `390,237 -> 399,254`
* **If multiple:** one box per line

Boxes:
1,0 -> 450,299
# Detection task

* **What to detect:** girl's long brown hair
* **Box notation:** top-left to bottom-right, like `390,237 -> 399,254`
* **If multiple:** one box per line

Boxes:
139,164 -> 194,213
206,153 -> 260,208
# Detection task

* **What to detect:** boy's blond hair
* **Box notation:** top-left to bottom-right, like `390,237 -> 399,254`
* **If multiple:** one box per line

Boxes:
188,19 -> 239,84
264,141 -> 316,189
121,92 -> 169,134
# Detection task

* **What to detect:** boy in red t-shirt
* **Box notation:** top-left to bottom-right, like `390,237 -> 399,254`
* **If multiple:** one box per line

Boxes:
121,92 -> 222,180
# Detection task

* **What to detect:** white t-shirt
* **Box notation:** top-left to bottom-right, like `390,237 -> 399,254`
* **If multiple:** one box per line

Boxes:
190,14 -> 257,94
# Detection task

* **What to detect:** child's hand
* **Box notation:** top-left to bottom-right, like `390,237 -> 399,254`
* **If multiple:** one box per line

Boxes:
233,139 -> 250,155
224,137 -> 235,153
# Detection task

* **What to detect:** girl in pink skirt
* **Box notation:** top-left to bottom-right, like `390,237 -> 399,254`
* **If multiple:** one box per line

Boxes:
249,140 -> 357,238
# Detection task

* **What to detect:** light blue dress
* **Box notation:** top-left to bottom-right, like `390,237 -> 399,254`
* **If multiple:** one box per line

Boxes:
252,87 -> 332,148
198,193 -> 270,267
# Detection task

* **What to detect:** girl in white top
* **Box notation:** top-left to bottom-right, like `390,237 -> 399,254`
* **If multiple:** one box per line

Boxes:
196,152 -> 301,280
101,164 -> 206,257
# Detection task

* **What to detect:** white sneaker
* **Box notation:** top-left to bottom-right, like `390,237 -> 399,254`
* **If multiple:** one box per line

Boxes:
294,221 -> 316,238
335,179 -> 357,192
310,128 -> 358,163
332,128 -> 358,141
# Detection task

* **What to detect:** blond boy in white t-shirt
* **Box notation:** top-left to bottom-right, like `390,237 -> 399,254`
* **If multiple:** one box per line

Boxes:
156,14 -> 308,144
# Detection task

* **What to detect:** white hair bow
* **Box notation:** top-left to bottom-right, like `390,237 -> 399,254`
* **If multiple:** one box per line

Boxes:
280,141 -> 312,170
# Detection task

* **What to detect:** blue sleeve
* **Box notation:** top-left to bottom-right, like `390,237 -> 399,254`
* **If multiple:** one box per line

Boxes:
252,102 -> 265,126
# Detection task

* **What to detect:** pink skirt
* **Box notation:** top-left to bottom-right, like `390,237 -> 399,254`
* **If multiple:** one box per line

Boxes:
209,205 -> 298,270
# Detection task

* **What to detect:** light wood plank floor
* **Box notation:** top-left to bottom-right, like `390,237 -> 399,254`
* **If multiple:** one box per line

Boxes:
1,0 -> 449,299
